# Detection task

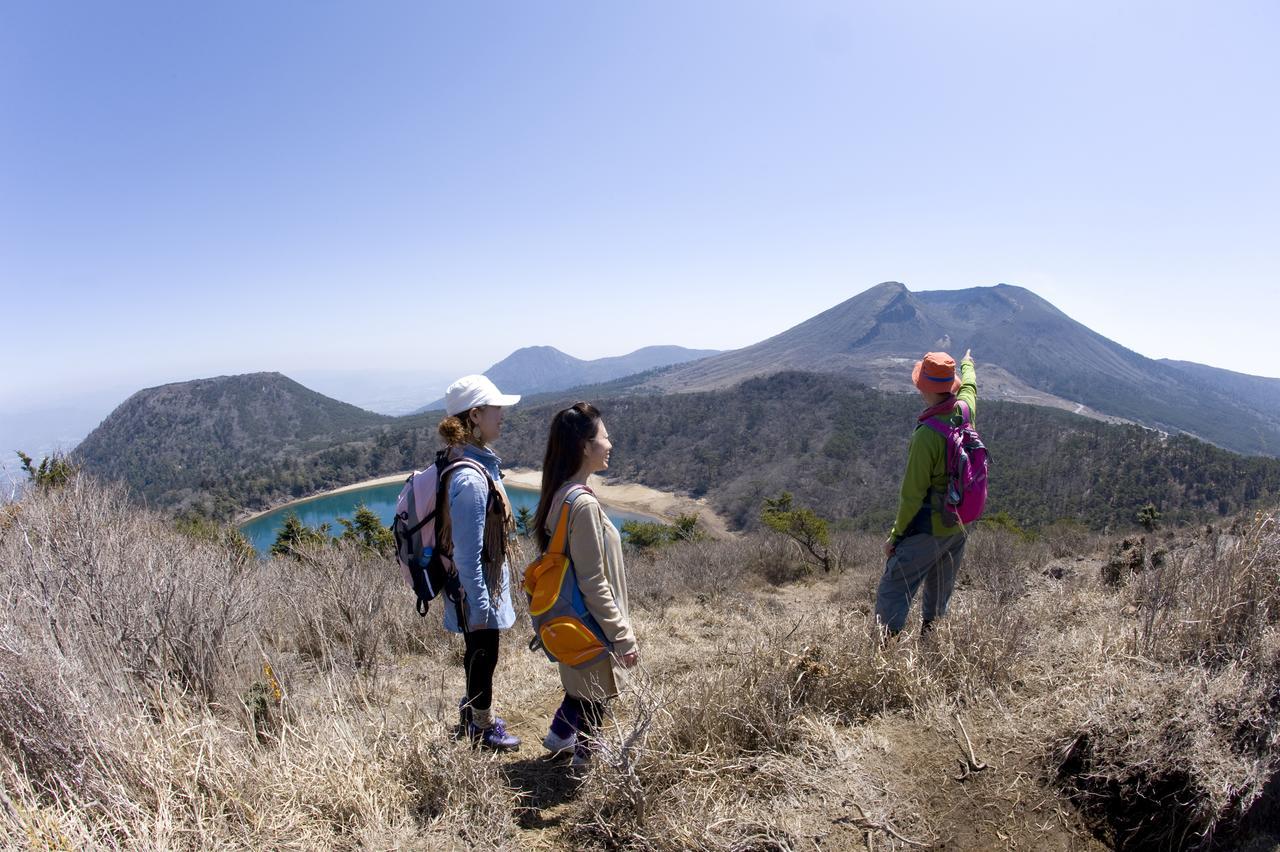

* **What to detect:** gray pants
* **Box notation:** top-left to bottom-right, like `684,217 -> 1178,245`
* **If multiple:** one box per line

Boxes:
874,533 -> 966,634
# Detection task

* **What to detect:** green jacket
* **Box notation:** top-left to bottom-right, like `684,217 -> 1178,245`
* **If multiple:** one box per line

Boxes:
889,358 -> 978,542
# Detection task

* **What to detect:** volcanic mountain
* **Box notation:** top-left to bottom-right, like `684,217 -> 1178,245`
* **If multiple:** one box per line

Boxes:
644,282 -> 1280,456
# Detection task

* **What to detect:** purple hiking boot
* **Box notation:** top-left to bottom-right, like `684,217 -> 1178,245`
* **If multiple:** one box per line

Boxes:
468,716 -> 521,752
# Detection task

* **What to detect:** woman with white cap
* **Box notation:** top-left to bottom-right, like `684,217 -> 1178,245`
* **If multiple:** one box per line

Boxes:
438,374 -> 522,750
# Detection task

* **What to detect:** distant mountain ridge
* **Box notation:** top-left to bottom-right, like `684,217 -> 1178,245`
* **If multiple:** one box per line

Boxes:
1160,359 -> 1280,417
412,344 -> 719,413
642,282 -> 1280,456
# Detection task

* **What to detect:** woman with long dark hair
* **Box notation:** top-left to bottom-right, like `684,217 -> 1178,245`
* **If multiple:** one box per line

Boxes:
437,374 -> 522,751
533,402 -> 639,765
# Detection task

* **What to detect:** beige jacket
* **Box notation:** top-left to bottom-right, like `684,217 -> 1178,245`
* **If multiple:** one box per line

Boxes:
544,484 -> 636,701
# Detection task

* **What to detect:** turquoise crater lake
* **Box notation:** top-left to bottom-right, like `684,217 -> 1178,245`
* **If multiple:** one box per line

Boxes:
239,477 -> 654,555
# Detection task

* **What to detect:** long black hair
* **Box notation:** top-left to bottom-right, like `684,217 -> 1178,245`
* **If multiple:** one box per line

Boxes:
533,402 -> 602,551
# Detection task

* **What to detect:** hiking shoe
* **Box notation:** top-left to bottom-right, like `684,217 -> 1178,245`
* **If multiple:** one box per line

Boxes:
542,729 -> 576,756
570,740 -> 597,768
468,717 -> 520,752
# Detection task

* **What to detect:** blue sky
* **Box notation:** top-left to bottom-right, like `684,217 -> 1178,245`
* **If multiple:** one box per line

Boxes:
3,0 -> 1278,405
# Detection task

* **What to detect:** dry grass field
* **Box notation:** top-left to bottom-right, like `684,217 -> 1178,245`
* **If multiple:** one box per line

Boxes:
1,477 -> 1277,851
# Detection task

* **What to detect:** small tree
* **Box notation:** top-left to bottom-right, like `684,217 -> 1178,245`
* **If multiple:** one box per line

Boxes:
760,492 -> 835,572
671,513 -> 704,542
514,505 -> 534,537
16,451 -> 76,489
337,504 -> 394,556
175,512 -> 257,565
1137,503 -> 1162,532
270,513 -> 331,557
621,514 -> 704,551
621,520 -> 675,552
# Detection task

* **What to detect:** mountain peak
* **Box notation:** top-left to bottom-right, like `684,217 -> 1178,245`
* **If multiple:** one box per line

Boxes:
867,280 -> 908,293
644,280 -> 1280,456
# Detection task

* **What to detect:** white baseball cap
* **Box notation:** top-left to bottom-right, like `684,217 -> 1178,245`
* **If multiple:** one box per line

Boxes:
444,375 -> 521,416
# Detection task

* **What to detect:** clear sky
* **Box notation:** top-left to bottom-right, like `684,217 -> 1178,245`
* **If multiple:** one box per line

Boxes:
3,0 -> 1278,404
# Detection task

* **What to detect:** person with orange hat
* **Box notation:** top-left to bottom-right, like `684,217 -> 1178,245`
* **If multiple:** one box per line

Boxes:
875,349 -> 978,637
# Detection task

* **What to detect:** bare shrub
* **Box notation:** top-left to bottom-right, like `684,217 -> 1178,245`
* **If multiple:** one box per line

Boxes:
1050,512 -> 1280,849
270,543 -> 396,672
960,525 -> 1033,604
919,597 -> 1032,701
1132,511 -> 1280,667
830,530 -> 884,577
1041,518 -> 1100,559
626,535 -> 756,610
1,476 -> 259,706
782,611 -> 921,721
750,531 -> 814,585
567,659 -> 816,851
0,664 -> 519,849
0,640 -> 135,811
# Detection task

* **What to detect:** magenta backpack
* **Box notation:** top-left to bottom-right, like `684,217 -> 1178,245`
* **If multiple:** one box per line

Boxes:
920,400 -> 989,527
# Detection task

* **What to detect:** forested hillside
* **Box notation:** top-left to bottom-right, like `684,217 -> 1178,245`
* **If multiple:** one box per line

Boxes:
77,370 -> 1280,532
73,373 -> 390,517
501,372 -> 1280,531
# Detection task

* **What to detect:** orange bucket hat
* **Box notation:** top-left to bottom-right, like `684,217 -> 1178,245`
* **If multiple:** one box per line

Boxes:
912,352 -> 960,394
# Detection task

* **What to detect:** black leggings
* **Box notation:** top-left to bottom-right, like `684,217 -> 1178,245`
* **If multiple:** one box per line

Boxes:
463,629 -> 500,712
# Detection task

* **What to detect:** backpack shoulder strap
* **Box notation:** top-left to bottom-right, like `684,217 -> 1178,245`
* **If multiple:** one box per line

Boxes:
954,399 -> 972,427
546,485 -> 591,556
439,457 -> 489,491
921,417 -> 954,439
431,457 -> 491,553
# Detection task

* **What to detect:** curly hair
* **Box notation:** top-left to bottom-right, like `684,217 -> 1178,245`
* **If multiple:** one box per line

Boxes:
437,409 -> 479,447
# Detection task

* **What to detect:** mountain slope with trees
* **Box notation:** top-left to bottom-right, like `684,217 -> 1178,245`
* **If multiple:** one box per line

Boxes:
73,372 -> 390,517
500,372 -> 1280,531
642,282 -> 1280,456
74,371 -> 1280,532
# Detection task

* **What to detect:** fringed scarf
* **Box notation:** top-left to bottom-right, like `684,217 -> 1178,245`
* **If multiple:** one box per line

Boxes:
481,484 -> 516,593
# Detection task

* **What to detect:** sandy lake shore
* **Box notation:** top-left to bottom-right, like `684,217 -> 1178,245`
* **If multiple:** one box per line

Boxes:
238,467 -> 730,536
501,467 -> 730,536
236,472 -> 413,524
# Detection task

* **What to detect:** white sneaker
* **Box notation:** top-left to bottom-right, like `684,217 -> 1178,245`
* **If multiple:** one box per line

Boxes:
542,730 -> 576,755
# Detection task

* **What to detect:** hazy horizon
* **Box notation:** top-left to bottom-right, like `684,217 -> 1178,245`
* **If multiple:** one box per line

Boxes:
5,2 -> 1279,403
